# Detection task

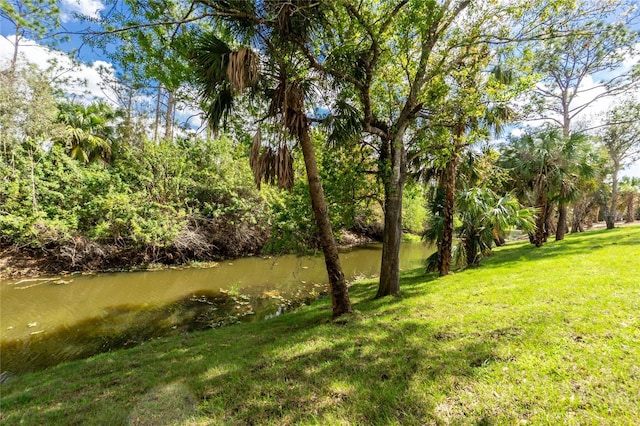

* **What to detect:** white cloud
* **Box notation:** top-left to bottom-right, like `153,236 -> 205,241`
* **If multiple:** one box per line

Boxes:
0,34 -> 117,105
0,35 -> 204,140
60,0 -> 104,21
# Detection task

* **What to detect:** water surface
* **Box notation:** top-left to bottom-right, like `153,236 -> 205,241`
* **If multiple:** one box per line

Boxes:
1,242 -> 432,373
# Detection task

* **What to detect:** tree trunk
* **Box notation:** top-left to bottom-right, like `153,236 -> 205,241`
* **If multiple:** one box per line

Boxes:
534,190 -> 547,247
625,193 -> 635,223
9,31 -> 22,79
29,148 -> 38,214
439,153 -> 458,276
298,125 -> 352,316
377,132 -> 407,298
465,237 -> 477,267
439,125 -> 464,276
571,203 -> 584,233
555,200 -> 568,240
153,86 -> 162,142
164,90 -> 174,141
606,162 -> 619,229
544,203 -> 554,242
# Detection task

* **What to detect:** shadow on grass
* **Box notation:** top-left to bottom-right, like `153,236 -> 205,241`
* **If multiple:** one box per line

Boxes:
0,257 -> 527,424
1,294 -> 515,424
480,226 -> 640,270
0,265 -> 436,377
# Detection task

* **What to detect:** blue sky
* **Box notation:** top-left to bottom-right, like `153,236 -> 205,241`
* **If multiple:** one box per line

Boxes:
1,1 -> 639,176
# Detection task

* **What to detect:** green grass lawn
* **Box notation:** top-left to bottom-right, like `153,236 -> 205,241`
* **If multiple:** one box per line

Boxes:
1,226 -> 639,425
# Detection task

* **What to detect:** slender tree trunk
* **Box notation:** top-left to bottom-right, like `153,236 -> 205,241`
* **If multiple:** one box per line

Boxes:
153,86 -> 162,142
534,190 -> 547,247
465,237 -> 477,267
29,149 -> 38,214
9,31 -> 22,80
545,204 -> 554,241
606,162 -> 619,229
164,90 -> 174,141
298,125 -> 351,316
556,200 -> 568,240
377,130 -> 407,298
555,121 -> 571,240
439,126 -> 463,276
439,152 -> 458,276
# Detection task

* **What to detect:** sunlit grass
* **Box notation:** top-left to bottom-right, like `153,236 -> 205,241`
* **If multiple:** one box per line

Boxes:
1,226 -> 639,425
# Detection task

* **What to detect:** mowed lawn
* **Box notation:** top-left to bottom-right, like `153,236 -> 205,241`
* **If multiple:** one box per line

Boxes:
1,226 -> 639,425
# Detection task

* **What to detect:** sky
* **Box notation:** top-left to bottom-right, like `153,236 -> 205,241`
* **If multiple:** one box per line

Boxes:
1,1 -> 639,177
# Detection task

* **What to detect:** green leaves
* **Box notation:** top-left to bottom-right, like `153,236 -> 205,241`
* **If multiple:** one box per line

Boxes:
54,101 -> 115,164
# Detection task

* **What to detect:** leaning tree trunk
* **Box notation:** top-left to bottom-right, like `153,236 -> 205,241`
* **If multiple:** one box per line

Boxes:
298,125 -> 352,316
377,132 -> 407,298
439,152 -> 458,276
606,162 -> 620,229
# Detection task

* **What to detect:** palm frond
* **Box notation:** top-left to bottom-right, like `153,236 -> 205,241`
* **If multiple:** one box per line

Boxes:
227,47 -> 259,94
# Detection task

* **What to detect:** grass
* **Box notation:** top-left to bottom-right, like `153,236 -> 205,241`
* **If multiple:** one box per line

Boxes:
1,226 -> 639,425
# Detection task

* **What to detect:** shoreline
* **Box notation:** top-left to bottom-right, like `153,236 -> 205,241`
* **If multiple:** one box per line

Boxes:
1,222 -> 634,281
0,230 -> 381,281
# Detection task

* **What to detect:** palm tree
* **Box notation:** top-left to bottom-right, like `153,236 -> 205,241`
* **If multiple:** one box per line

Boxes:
423,187 -> 534,269
500,129 -> 582,247
618,176 -> 640,222
456,187 -> 534,267
433,57 -> 516,276
189,3 -> 352,316
552,133 -> 597,240
55,101 -> 115,164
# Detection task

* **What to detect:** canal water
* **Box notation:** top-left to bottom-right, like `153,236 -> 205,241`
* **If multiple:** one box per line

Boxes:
1,242 -> 432,374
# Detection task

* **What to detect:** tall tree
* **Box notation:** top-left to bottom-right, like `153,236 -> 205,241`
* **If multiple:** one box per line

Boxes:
430,52 -> 517,276
188,3 -> 352,316
92,0 -> 584,298
600,101 -> 640,228
89,0 -> 197,141
500,129 -> 582,247
289,0 -> 584,295
524,0 -> 640,239
0,0 -> 62,75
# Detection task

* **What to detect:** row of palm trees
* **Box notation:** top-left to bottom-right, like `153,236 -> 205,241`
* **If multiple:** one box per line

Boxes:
420,126 -> 639,273
618,176 -> 640,222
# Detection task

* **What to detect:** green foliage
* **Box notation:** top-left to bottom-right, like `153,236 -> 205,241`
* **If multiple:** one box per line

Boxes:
263,182 -> 317,254
54,101 -> 115,164
402,183 -> 429,234
0,108 -> 267,256
263,132 -> 385,253
2,227 -> 639,424
455,187 -> 534,267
